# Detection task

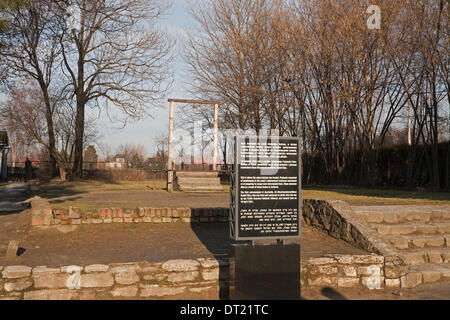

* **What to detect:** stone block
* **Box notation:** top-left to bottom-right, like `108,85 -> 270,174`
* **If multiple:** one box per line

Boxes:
138,208 -> 145,217
352,255 -> 384,264
140,264 -> 160,274
444,237 -> 450,247
442,253 -> 450,263
103,218 -> 112,224
201,268 -> 219,281
384,265 -> 408,279
167,271 -> 198,283
334,255 -> 354,264
357,265 -> 382,276
85,264 -> 109,273
392,239 -> 410,250
33,273 -> 71,289
422,270 -> 442,284
310,266 -> 338,275
123,217 -> 133,223
71,219 -> 81,225
198,258 -> 219,269
79,290 -> 97,300
2,266 -> 32,279
362,275 -> 384,290
401,273 -> 422,288
114,270 -> 140,285
376,225 -> 392,235
162,259 -> 200,272
385,278 -> 400,288
113,218 -> 123,223
5,240 -> 19,260
337,278 -> 360,288
152,218 -> 162,223
182,218 -> 191,223
438,224 -> 450,234
342,266 -> 357,277
69,207 -> 81,219
190,286 -> 213,293
307,257 -> 335,265
162,217 -> 172,223
390,225 -> 416,235
400,252 -> 426,265
140,285 -> 186,297
427,252 -> 443,264
412,238 -> 427,248
4,278 -> 33,292
111,285 -> 138,297
80,273 -> 114,288
32,266 -> 60,275
308,276 -> 336,286
426,238 -> 445,248
171,208 -> 180,218
143,273 -> 168,282
365,212 -> 384,223
416,225 -> 437,235
383,214 -> 398,224
143,217 -> 152,223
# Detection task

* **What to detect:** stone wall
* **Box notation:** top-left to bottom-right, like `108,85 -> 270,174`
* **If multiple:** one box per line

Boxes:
302,199 -> 397,256
31,199 -> 230,227
0,254 -> 411,300
0,258 -> 227,300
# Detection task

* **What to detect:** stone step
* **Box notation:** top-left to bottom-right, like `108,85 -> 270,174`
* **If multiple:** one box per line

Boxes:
354,206 -> 450,224
403,264 -> 450,287
175,171 -> 218,178
389,235 -> 450,250
179,185 -> 224,192
398,248 -> 450,265
177,177 -> 222,185
372,223 -> 450,236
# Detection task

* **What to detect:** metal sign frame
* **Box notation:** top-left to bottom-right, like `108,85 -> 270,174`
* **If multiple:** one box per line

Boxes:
230,135 -> 301,241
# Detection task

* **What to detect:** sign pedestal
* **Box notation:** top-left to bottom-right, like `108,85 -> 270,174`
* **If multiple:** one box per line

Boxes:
229,243 -> 301,300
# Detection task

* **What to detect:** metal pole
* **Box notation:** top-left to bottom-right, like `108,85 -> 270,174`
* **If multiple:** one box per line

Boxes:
407,99 -> 412,146
167,101 -> 174,192
212,104 -> 218,171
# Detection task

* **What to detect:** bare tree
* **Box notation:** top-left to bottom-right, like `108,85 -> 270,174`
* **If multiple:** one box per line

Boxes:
115,143 -> 147,168
54,0 -> 174,176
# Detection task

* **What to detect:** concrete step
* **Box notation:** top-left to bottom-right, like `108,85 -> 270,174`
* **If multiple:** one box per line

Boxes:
398,248 -> 450,265
406,264 -> 450,286
179,185 -> 224,192
372,223 -> 450,236
177,177 -> 222,185
176,171 -> 219,178
389,235 -> 450,250
354,206 -> 450,224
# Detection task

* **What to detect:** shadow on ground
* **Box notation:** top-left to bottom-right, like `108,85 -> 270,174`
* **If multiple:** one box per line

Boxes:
190,222 -> 249,300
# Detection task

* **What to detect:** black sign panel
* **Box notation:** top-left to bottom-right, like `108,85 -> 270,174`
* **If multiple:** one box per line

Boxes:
230,136 -> 301,240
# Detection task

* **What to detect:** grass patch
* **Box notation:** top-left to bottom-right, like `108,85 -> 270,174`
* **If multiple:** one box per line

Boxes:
36,179 -> 450,211
302,187 -> 450,205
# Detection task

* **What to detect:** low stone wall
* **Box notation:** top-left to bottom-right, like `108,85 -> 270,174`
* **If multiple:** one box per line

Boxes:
0,258 -> 227,300
302,199 -> 396,256
31,201 -> 229,227
0,254 -> 411,300
301,254 -> 410,289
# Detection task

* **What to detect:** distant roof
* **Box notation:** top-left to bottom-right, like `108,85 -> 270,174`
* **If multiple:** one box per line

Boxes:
0,131 -> 8,146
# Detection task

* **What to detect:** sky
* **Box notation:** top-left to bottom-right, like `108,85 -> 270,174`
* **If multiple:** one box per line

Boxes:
89,0 -> 195,158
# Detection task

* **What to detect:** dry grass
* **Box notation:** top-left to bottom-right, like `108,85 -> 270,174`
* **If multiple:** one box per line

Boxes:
36,179 -> 450,211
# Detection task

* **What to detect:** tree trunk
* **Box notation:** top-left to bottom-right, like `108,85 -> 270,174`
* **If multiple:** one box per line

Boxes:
73,96 -> 85,177
59,167 -> 67,182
